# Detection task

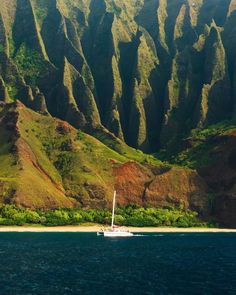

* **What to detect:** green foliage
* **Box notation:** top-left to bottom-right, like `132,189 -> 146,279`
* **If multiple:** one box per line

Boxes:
0,44 -> 4,53
14,43 -> 48,85
34,7 -> 48,27
0,204 -> 210,228
77,131 -> 86,141
8,39 -> 15,57
44,210 -> 70,226
6,83 -> 18,100
54,153 -> 73,177
116,206 -> 205,227
158,119 -> 236,169
190,120 -> 236,139
0,205 -> 42,225
60,140 -> 74,152
93,129 -> 164,166
108,4 -> 122,16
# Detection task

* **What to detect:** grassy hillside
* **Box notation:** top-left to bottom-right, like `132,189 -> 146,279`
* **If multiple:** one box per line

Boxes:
0,101 -> 167,209
0,100 -> 124,207
0,101 -> 210,220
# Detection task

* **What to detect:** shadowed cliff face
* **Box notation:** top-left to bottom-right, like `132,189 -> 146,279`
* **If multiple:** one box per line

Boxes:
158,120 -> 236,228
199,131 -> 236,228
0,0 -> 236,152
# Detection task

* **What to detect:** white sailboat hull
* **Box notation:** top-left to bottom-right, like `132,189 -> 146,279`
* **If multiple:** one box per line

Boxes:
104,231 -> 133,237
98,230 -> 134,237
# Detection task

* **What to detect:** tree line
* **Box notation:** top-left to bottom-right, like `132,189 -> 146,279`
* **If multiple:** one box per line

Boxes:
0,204 -> 215,227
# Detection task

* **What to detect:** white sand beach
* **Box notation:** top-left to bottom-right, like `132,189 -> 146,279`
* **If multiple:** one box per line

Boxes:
0,226 -> 235,233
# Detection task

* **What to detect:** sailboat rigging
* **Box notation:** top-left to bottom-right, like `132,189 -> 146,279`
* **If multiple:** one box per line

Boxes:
97,191 -> 134,237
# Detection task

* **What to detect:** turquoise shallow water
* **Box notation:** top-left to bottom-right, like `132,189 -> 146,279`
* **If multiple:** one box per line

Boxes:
0,233 -> 235,295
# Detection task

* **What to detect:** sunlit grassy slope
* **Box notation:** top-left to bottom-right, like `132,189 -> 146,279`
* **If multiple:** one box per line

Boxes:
0,101 -> 164,208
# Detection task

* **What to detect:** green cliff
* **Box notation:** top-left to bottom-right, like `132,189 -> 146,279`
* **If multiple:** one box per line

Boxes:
1,0 -> 236,152
1,0 -> 236,226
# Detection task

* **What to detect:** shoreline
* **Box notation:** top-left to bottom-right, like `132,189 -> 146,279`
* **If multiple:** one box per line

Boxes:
0,225 -> 235,233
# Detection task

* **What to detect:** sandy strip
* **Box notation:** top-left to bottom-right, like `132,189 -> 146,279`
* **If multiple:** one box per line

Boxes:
0,226 -> 235,233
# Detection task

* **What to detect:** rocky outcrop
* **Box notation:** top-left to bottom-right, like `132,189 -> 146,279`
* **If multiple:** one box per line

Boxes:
114,161 -> 209,216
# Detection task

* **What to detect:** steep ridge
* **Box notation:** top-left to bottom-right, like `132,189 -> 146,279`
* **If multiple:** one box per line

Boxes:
1,0 -> 236,152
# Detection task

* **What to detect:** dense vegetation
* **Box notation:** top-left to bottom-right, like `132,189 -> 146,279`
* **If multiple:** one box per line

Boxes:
14,43 -> 48,86
0,205 -> 214,228
158,119 -> 236,169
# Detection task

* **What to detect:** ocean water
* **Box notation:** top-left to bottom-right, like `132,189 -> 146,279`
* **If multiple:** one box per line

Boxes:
0,233 -> 235,295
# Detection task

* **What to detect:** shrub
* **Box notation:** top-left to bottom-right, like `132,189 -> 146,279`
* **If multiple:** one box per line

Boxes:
0,205 -> 207,227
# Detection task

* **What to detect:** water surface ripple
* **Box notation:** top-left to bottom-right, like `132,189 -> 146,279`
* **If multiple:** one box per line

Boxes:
0,233 -> 235,295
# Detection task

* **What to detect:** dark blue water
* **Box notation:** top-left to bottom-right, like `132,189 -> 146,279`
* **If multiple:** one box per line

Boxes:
0,233 -> 235,295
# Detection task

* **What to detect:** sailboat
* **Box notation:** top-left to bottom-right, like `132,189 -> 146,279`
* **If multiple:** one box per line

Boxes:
97,191 -> 134,237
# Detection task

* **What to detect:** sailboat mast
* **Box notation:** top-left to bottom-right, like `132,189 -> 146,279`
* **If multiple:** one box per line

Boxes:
111,190 -> 116,228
